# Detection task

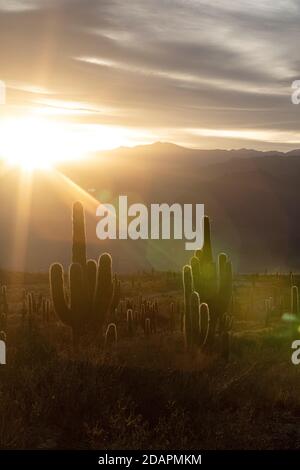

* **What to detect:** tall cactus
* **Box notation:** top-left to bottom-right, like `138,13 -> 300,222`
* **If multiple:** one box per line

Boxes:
291,285 -> 299,315
183,216 -> 233,353
194,217 -> 232,343
72,201 -> 87,268
50,202 -> 115,346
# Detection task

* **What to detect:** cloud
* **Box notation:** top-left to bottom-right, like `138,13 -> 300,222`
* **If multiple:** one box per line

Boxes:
0,0 -> 299,149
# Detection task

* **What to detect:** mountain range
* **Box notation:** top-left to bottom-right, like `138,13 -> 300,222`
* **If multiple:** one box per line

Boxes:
1,142 -> 300,273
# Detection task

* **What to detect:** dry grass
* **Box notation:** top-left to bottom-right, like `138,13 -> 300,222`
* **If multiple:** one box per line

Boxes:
1,273 -> 300,449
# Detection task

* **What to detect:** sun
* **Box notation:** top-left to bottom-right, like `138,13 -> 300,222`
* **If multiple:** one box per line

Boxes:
0,116 -> 84,171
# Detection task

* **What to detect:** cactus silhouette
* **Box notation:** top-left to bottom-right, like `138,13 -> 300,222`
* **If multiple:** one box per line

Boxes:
144,317 -> 151,337
192,217 -> 232,344
183,265 -> 193,348
291,285 -> 299,315
190,291 -> 200,347
111,274 -> 121,314
127,308 -> 134,336
50,202 -> 115,347
105,323 -> 118,347
183,216 -> 233,354
199,302 -> 210,347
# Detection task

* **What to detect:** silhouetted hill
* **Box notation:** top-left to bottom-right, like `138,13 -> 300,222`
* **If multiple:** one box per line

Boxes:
1,143 -> 300,273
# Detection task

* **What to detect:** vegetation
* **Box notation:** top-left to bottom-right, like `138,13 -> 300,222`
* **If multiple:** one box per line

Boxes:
0,203 -> 300,449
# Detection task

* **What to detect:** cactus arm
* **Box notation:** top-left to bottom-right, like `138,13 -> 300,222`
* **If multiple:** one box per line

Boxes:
191,256 -> 201,295
70,263 -> 87,331
199,302 -> 210,347
183,265 -> 193,347
190,291 -> 200,346
86,259 -> 97,311
202,216 -> 213,264
50,263 -> 71,326
93,253 -> 113,330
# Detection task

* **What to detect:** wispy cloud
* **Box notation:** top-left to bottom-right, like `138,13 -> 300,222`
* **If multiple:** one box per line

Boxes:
0,0 -> 299,149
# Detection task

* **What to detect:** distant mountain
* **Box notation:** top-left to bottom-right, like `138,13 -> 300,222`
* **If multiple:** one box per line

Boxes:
1,142 -> 300,273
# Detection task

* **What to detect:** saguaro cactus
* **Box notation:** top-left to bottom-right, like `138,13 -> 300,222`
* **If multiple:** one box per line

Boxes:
187,217 -> 232,346
50,202 -> 115,346
72,201 -> 87,267
183,216 -> 233,355
183,265 -> 193,348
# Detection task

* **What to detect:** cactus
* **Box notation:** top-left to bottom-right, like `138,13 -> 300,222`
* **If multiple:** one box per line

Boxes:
184,216 -> 233,349
111,274 -> 121,314
151,300 -> 158,333
190,291 -> 200,347
105,323 -> 118,347
291,285 -> 299,315
183,265 -> 193,348
50,202 -> 115,347
144,317 -> 151,337
27,292 -> 34,317
72,201 -> 87,267
127,308 -> 134,336
185,291 -> 210,350
264,298 -> 271,325
183,216 -> 233,356
199,303 -> 210,347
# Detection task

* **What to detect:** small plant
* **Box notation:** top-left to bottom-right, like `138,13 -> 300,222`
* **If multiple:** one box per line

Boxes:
291,285 -> 299,315
144,318 -> 151,337
127,309 -> 134,336
105,323 -> 118,348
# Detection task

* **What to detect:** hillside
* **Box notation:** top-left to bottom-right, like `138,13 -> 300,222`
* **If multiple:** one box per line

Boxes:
1,143 -> 300,272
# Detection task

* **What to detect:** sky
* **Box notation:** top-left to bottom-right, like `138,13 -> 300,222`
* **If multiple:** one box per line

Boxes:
0,0 -> 300,152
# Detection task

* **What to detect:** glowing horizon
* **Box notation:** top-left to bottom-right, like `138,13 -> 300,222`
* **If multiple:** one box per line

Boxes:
2,109 -> 300,173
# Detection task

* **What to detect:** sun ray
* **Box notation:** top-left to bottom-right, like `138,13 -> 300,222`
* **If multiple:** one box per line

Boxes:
10,170 -> 33,271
